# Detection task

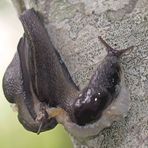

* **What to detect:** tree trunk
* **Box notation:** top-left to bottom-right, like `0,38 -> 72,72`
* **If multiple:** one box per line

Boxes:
11,0 -> 148,147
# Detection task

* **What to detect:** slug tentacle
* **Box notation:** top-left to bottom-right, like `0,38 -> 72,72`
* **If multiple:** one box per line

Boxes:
99,36 -> 134,57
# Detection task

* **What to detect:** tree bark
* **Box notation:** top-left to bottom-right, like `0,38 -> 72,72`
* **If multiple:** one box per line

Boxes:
11,0 -> 148,147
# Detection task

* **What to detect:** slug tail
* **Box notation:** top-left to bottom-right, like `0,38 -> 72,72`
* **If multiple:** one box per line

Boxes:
98,36 -> 134,57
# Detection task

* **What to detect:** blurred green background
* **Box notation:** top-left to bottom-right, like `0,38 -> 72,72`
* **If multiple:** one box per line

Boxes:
0,0 -> 72,148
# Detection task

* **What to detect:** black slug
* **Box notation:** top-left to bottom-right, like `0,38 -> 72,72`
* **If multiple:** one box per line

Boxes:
2,9 -> 78,133
73,37 -> 133,126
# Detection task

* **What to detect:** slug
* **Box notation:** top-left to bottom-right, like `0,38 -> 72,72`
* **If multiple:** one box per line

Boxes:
72,37 -> 133,126
2,8 -> 78,133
